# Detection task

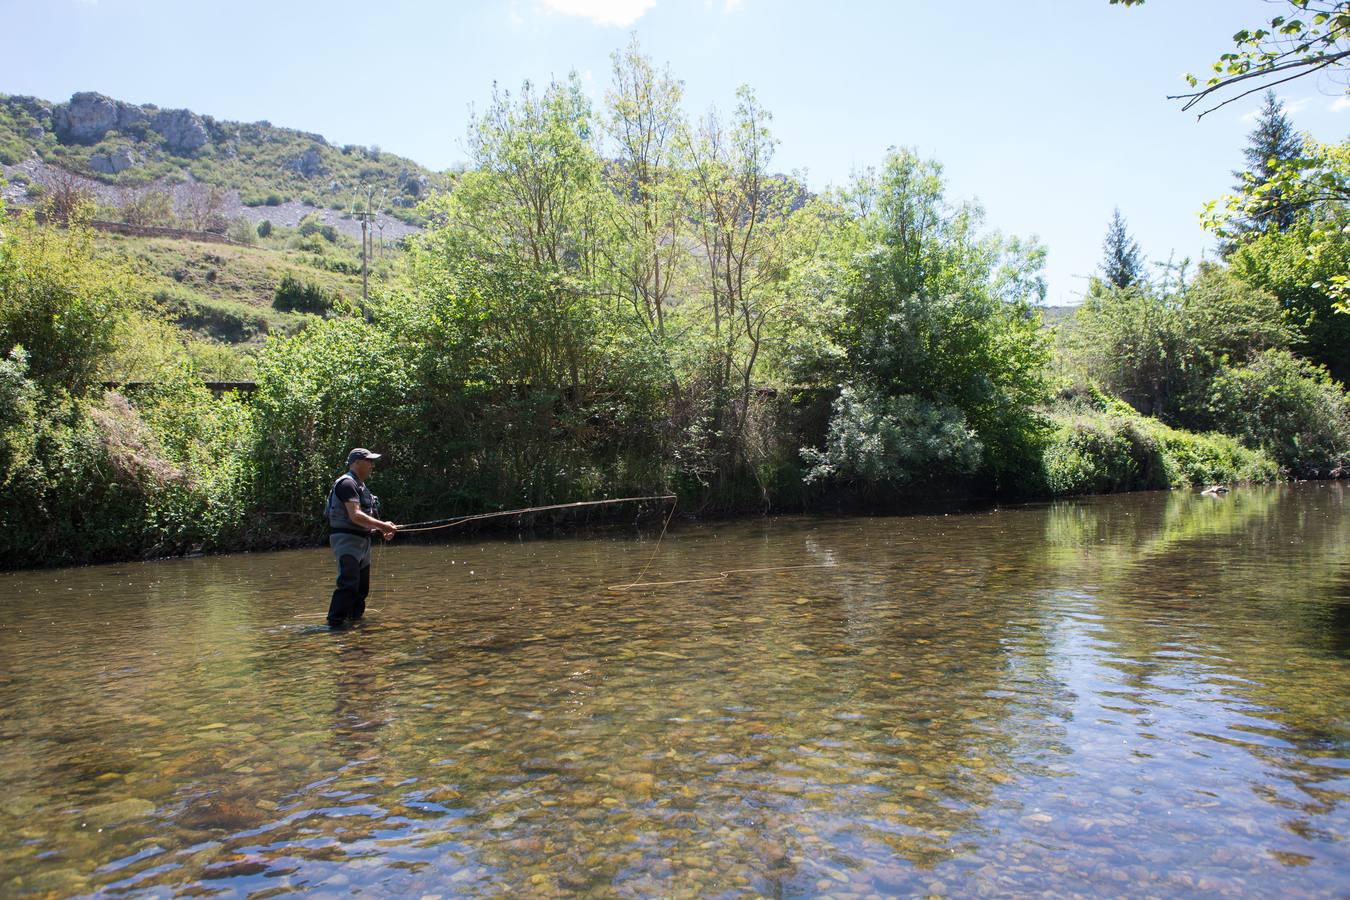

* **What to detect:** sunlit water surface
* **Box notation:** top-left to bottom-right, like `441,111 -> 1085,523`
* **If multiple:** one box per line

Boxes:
1,483 -> 1348,897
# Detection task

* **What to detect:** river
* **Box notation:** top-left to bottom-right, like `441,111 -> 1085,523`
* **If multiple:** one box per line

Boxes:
1,483 -> 1347,897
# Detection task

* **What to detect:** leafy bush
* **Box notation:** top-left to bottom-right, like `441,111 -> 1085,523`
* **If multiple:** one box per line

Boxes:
227,217 -> 258,245
0,210 -> 141,394
297,213 -> 338,243
1043,399 -> 1280,496
256,219 -> 273,238
251,317 -> 413,538
273,273 -> 333,314
132,367 -> 256,548
807,148 -> 1054,492
1043,413 -> 1165,495
117,188 -> 176,227
1059,264 -> 1290,421
155,288 -> 272,342
1203,349 -> 1350,475
802,386 -> 982,488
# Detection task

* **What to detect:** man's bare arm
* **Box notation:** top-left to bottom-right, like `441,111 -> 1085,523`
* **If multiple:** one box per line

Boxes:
344,500 -> 398,538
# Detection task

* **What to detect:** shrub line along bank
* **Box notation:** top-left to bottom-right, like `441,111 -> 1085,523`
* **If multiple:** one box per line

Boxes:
3,51 -> 1347,569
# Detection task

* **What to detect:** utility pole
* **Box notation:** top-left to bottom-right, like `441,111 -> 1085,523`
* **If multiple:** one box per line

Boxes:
350,184 -> 386,303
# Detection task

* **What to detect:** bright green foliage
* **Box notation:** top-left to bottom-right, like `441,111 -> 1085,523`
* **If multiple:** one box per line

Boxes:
810,148 -> 1052,491
1205,137 -> 1349,321
0,209 -> 141,394
0,348 -> 39,479
128,368 -> 257,548
251,317 -> 413,535
393,71 -> 672,514
0,215 -> 261,566
680,87 -> 803,491
1044,390 -> 1280,495
601,36 -> 689,344
1060,264 -> 1292,420
1202,349 -> 1350,475
1044,413 -> 1166,495
1226,214 -> 1350,381
418,75 -> 608,391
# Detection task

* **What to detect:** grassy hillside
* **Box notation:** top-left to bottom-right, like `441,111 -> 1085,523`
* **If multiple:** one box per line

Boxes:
88,218 -> 401,379
0,92 -> 451,225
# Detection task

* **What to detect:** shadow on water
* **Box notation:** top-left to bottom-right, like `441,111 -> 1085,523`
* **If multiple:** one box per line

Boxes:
0,482 -> 1347,895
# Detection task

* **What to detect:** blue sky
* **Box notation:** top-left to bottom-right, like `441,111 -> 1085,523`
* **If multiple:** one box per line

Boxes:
3,0 -> 1348,303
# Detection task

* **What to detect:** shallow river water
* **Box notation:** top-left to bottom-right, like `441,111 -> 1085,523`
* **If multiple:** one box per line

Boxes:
1,483 -> 1348,897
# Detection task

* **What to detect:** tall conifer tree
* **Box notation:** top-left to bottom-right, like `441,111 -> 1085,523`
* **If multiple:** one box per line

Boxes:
1230,91 -> 1304,241
1100,207 -> 1144,289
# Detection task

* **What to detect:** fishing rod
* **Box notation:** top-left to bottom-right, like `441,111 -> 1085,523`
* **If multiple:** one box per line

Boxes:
395,494 -> 678,534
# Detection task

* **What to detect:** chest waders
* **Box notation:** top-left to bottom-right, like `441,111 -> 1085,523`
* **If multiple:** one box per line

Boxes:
325,471 -> 380,628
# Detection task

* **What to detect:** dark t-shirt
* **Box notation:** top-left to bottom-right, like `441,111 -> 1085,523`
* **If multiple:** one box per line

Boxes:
334,476 -> 359,506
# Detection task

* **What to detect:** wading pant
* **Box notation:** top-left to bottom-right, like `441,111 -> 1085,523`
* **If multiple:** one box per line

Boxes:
327,533 -> 372,627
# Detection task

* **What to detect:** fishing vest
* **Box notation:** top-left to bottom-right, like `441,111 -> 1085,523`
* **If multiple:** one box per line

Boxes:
325,471 -> 378,537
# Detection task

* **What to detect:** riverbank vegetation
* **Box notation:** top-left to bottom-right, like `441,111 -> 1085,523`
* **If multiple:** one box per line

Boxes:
1,40 -> 1346,568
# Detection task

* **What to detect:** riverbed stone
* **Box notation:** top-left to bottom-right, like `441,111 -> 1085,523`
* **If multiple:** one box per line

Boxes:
82,797 -> 156,826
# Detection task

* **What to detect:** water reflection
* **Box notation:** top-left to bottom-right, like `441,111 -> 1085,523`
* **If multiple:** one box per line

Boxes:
0,484 -> 1346,896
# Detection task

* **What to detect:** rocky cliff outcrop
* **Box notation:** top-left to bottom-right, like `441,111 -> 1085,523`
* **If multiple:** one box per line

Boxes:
51,92 -> 208,154
151,107 -> 209,153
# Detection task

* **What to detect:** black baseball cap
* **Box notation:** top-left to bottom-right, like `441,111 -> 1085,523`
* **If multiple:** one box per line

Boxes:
347,448 -> 382,464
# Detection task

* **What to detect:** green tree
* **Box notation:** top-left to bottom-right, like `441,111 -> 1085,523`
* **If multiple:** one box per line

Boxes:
418,74 -> 609,397
0,209 -> 141,395
682,87 -> 800,483
1226,215 -> 1350,381
1101,207 -> 1145,288
1230,91 -> 1304,241
1205,135 -> 1350,318
404,72 -> 670,508
1061,264 -> 1292,421
599,35 -> 689,346
1203,349 -> 1350,475
810,148 -> 1052,491
251,317 -> 412,534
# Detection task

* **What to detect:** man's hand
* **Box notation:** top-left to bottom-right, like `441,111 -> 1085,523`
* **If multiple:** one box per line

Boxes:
381,521 -> 398,541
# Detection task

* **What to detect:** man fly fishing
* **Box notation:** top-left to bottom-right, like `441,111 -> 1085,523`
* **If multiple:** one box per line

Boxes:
325,448 -> 398,628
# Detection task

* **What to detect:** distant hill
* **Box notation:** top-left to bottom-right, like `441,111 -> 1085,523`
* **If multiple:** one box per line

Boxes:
0,92 -> 421,362
0,91 -> 449,237
1038,305 -> 1076,327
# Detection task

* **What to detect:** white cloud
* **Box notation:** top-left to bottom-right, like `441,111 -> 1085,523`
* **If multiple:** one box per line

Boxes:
537,0 -> 656,26
1331,95 -> 1350,113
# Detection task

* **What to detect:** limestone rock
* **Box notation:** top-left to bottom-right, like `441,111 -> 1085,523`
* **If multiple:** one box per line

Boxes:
54,91 -> 120,143
116,103 -> 146,131
89,146 -> 135,174
150,108 -> 209,153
